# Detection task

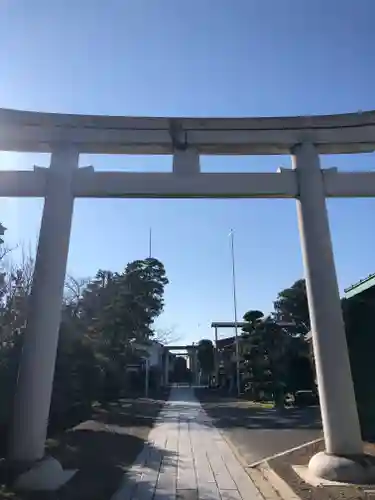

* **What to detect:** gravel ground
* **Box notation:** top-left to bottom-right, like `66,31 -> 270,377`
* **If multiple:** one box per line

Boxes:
267,440 -> 375,500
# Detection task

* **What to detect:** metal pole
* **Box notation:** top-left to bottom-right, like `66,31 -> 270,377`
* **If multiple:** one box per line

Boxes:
149,228 -> 152,258
230,229 -> 240,397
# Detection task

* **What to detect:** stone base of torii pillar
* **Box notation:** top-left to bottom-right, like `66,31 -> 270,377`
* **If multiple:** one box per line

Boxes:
10,457 -> 77,492
308,453 -> 375,484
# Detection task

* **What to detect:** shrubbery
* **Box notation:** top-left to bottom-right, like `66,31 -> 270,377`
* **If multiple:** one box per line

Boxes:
0,232 -> 169,451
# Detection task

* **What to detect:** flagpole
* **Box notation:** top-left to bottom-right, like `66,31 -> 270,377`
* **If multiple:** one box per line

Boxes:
229,229 -> 241,397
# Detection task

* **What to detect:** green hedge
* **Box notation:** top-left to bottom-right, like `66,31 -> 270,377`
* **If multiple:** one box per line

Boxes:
344,296 -> 375,440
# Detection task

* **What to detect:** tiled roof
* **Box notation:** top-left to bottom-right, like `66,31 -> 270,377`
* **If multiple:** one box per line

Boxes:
344,273 -> 375,299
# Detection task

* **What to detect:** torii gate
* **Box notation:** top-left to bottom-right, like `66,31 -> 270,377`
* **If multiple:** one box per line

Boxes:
211,320 -> 295,387
1,108 -> 375,488
163,344 -> 199,386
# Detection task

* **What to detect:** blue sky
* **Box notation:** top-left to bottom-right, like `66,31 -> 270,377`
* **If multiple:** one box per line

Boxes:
1,0 -> 375,344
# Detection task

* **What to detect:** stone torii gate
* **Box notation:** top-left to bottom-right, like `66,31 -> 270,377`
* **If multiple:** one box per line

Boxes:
1,108 -> 375,488
163,345 -> 199,386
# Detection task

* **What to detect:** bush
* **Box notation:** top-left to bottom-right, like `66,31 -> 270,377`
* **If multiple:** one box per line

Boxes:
0,333 -> 24,454
49,334 -> 103,432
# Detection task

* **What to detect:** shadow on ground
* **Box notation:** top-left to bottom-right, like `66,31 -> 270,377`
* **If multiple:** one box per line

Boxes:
196,388 -> 322,465
0,392 -> 169,500
54,394 -> 168,500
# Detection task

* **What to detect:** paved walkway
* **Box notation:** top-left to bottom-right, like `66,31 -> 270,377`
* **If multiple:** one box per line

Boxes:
112,386 -> 262,500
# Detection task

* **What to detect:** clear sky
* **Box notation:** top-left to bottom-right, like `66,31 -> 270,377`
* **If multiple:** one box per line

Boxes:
1,0 -> 375,344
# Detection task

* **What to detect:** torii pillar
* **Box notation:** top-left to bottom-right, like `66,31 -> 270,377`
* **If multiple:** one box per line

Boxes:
164,349 -> 170,386
294,143 -> 365,482
8,149 -> 79,490
193,348 -> 199,385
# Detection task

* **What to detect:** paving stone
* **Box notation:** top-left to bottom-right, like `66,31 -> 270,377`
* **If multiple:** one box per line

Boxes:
111,386 -> 262,500
176,489 -> 199,500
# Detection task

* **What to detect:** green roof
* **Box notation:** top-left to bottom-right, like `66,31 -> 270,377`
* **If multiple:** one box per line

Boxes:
344,273 -> 375,299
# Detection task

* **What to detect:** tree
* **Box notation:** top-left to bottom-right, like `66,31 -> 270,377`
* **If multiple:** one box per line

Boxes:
0,223 -> 6,245
69,258 -> 168,348
242,310 -> 264,335
60,257 -> 169,400
0,233 -> 36,442
273,279 -> 310,336
272,279 -> 318,398
241,310 -> 265,398
0,244 -> 34,343
197,339 -> 215,379
241,311 -> 290,405
0,232 -> 170,438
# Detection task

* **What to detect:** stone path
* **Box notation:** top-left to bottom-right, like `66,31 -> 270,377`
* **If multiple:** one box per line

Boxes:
112,386 -> 263,500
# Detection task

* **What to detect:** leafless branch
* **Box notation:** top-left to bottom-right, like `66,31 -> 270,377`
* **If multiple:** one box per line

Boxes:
0,244 -> 15,262
64,274 -> 91,304
153,325 -> 181,345
0,243 -> 35,342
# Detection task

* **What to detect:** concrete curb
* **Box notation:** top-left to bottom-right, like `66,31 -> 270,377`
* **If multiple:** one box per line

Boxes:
217,428 -> 302,500
259,463 -> 301,500
248,438 -> 323,468
246,466 -> 283,500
